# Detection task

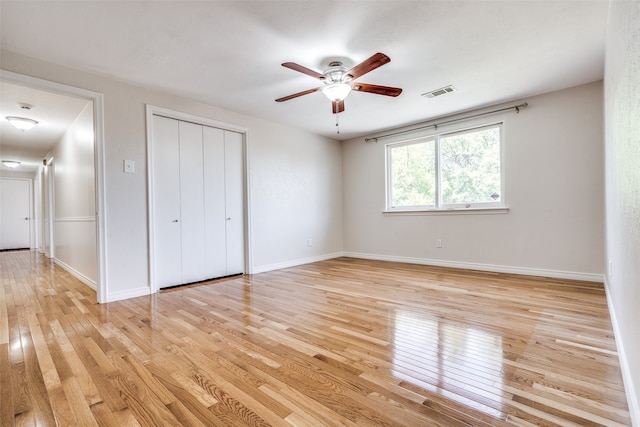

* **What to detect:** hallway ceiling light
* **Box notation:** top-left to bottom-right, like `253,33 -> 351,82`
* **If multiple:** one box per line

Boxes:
2,160 -> 21,168
6,116 -> 38,131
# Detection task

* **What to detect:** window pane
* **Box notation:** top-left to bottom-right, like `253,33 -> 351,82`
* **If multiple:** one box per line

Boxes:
390,140 -> 435,207
440,126 -> 501,204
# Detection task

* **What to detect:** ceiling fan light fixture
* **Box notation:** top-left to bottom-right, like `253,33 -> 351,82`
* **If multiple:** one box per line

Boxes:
6,116 -> 38,131
322,83 -> 352,102
2,160 -> 21,168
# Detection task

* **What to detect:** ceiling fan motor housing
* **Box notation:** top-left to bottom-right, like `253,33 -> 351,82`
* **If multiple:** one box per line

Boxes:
323,62 -> 352,84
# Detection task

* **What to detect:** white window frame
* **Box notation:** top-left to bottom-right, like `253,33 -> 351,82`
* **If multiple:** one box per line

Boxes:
386,135 -> 437,210
385,121 -> 507,214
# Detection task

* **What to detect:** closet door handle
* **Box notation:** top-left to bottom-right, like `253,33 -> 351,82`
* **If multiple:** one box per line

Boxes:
172,219 -> 179,223
226,218 -> 231,221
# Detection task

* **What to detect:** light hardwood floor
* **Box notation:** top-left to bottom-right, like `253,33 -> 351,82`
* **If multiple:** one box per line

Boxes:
0,250 -> 631,426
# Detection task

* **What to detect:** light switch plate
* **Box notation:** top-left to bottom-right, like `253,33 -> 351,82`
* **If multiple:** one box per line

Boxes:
124,159 -> 135,174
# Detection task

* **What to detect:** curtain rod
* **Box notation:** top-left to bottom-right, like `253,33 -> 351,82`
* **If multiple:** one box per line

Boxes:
364,102 -> 528,143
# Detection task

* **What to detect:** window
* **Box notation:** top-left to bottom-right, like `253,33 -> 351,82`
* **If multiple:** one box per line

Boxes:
386,123 -> 504,211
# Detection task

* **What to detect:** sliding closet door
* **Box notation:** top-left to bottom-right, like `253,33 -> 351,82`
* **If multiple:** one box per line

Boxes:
224,131 -> 245,275
203,126 -> 227,278
152,115 -> 182,287
178,121 -> 207,283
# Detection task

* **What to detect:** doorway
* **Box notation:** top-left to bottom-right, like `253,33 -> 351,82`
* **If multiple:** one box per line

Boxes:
0,70 -> 107,302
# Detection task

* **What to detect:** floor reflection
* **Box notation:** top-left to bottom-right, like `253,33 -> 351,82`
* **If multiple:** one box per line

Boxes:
391,309 -> 506,418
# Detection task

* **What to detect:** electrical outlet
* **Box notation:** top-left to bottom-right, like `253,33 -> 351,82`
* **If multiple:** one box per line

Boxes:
436,239 -> 443,248
307,238 -> 313,247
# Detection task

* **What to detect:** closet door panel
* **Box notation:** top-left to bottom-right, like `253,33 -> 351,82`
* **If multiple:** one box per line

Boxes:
203,126 -> 227,278
224,131 -> 245,275
152,115 -> 182,287
178,121 -> 206,283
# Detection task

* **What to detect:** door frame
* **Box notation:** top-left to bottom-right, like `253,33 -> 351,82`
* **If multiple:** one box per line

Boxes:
145,104 -> 252,294
0,69 -> 108,303
43,157 -> 55,259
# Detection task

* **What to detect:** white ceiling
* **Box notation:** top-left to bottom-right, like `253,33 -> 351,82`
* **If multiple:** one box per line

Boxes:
0,1 -> 609,169
0,81 -> 89,172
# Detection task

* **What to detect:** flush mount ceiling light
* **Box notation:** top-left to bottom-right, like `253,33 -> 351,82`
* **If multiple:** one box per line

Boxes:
2,160 -> 21,168
6,116 -> 38,131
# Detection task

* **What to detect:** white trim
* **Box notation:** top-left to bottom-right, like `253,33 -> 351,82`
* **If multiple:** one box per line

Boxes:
342,252 -> 605,283
53,217 -> 96,222
383,207 -> 509,215
105,286 -> 152,303
0,69 -> 108,303
45,157 -> 55,259
251,251 -> 603,283
243,129 -> 254,274
251,252 -> 344,274
93,93 -> 108,304
145,107 -> 158,293
28,178 -> 34,249
385,120 -> 506,212
148,105 -> 248,134
54,258 -> 97,291
145,104 -> 251,292
604,277 -> 640,427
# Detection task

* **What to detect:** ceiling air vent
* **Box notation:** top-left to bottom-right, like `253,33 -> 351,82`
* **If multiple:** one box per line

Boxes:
421,85 -> 456,98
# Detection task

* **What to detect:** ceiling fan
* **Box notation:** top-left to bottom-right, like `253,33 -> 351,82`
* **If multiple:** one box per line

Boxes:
275,52 -> 402,114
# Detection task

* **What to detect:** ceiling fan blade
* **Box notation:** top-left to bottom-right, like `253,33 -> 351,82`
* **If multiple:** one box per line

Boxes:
332,100 -> 345,114
275,87 -> 321,102
352,83 -> 402,97
346,52 -> 391,80
282,62 -> 325,80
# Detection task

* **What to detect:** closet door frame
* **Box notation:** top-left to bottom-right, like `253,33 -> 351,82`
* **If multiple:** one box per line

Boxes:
146,104 -> 251,294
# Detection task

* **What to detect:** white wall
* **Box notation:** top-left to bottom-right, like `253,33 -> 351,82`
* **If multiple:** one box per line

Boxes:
604,1 -> 640,424
48,101 -> 97,286
250,121 -> 343,272
342,82 -> 604,280
0,50 -> 343,301
0,170 -> 34,179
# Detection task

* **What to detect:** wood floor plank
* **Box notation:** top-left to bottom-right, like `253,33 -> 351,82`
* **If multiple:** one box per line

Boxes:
0,343 -> 16,426
0,251 -> 632,426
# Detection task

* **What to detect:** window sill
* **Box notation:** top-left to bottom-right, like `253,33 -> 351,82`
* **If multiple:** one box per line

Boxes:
383,207 -> 509,216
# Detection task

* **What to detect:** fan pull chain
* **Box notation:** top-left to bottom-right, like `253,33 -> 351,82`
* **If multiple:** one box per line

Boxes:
335,113 -> 340,134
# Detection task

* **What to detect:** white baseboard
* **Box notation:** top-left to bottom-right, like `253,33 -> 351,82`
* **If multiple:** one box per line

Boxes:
604,278 -> 640,427
53,258 -> 97,291
250,252 -> 344,274
53,258 -> 151,303
105,286 -> 152,303
251,251 -> 603,283
341,252 -> 604,283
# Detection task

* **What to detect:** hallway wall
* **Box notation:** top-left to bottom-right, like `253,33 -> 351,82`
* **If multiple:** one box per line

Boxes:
48,101 -> 97,286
